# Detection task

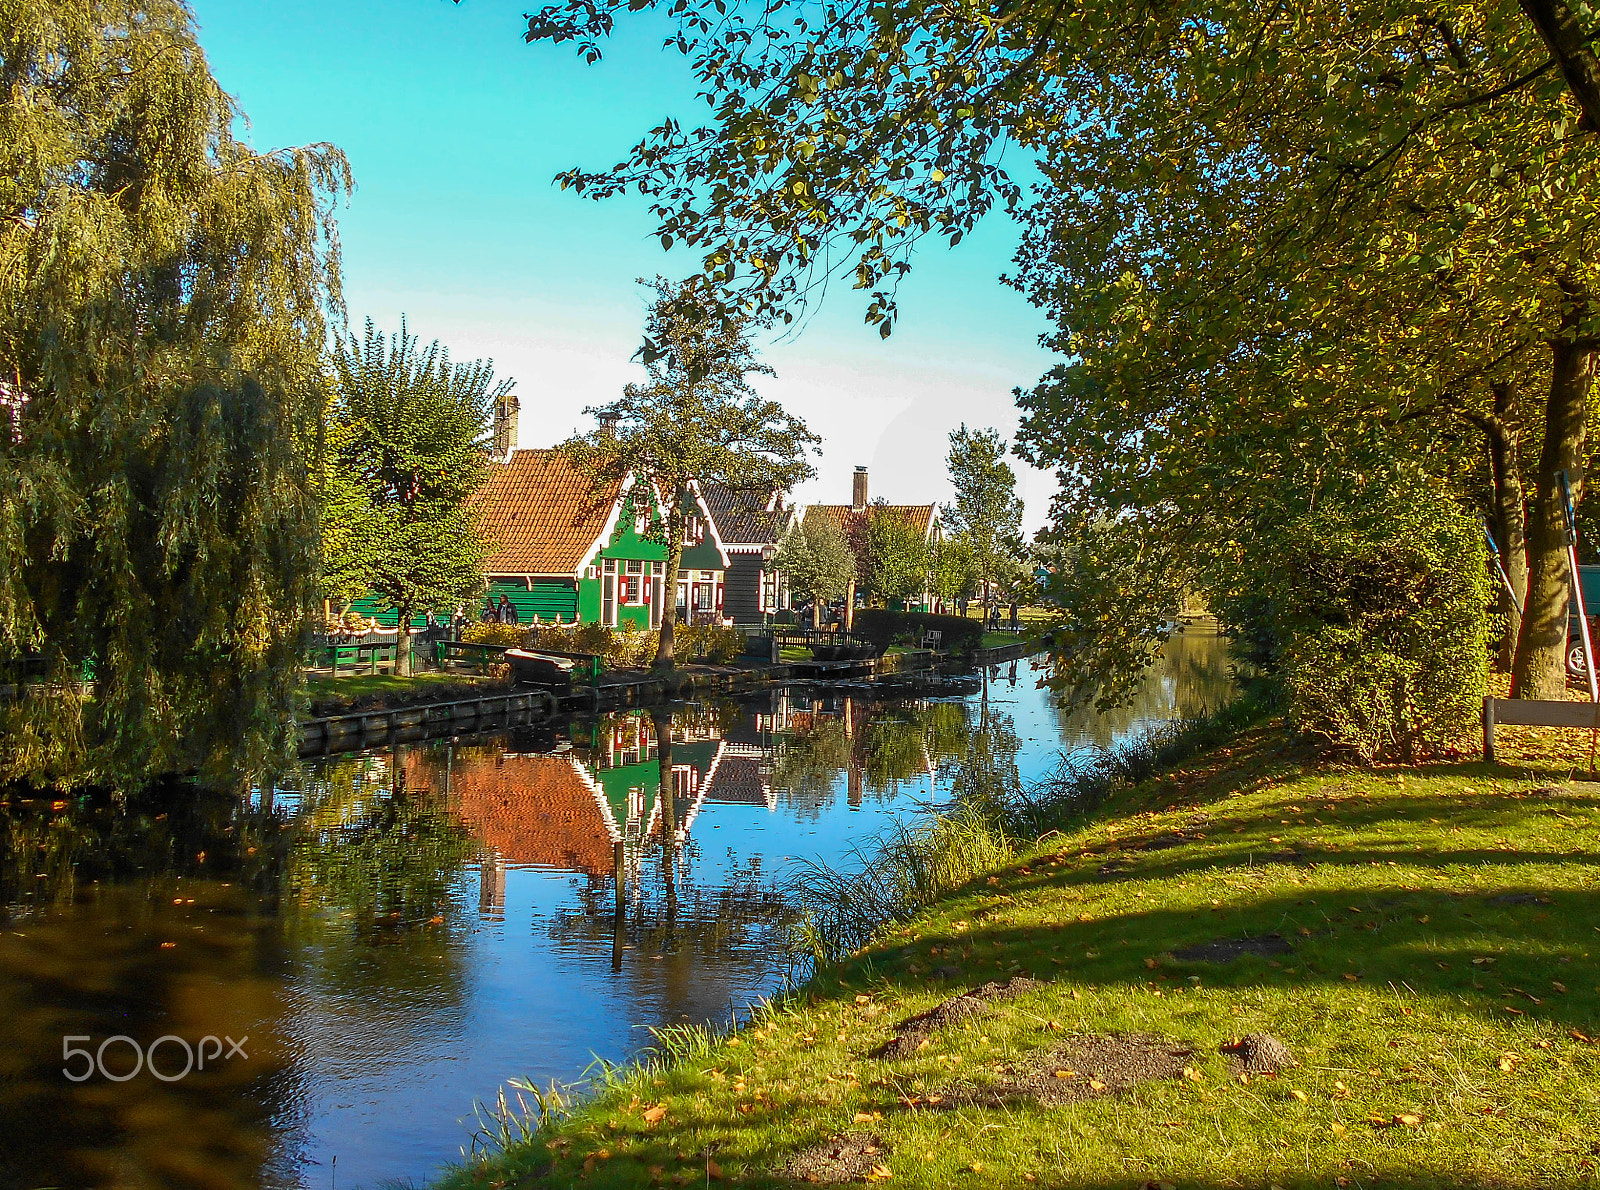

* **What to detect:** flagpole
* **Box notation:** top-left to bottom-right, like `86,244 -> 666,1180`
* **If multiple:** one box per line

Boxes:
1557,470 -> 1599,770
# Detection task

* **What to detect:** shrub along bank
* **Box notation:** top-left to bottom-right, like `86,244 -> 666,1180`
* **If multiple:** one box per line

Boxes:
851,609 -> 985,654
439,716 -> 1600,1190
461,621 -> 747,667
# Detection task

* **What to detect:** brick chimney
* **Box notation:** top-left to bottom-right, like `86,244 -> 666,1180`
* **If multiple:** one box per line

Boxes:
492,392 -> 520,457
852,466 -> 868,510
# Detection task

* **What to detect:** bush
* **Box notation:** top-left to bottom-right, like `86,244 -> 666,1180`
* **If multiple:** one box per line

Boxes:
526,622 -> 747,667
1265,480 -> 1489,763
849,608 -> 984,652
904,611 -> 984,652
675,623 -> 746,664
532,623 -> 654,668
462,622 -> 527,648
850,607 -> 906,648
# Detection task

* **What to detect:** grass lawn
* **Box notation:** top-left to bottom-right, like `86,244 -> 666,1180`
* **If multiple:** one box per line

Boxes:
303,670 -> 489,703
444,720 -> 1600,1189
979,631 -> 1023,649
779,646 -> 814,662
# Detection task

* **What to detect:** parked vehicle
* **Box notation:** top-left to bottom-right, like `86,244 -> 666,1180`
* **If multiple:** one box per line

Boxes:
1566,565 -> 1600,678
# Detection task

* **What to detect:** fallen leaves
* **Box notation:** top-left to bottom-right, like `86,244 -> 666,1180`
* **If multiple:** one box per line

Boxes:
1497,1054 -> 1518,1072
1289,1089 -> 1308,1102
642,1104 -> 668,1125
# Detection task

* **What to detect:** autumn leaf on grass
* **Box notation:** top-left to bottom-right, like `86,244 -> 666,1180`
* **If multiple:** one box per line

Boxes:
1289,1089 -> 1308,1102
866,1164 -> 893,1182
852,1112 -> 880,1123
642,1104 -> 668,1125
1394,1113 -> 1423,1127
1089,1078 -> 1107,1091
706,1158 -> 724,1180
1497,1055 -> 1518,1072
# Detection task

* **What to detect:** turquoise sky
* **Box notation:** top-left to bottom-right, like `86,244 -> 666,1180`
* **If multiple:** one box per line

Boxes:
191,0 -> 1060,529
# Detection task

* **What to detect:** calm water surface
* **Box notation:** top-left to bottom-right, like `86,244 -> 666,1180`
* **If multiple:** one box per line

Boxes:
0,627 -> 1231,1189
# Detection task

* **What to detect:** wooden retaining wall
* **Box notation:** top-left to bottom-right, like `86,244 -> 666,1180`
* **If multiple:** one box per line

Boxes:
299,643 -> 1041,756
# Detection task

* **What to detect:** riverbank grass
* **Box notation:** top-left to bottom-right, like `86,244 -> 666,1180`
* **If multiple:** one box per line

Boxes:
446,724 -> 1600,1189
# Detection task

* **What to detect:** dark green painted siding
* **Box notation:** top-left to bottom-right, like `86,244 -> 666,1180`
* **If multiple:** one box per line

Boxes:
485,579 -> 578,622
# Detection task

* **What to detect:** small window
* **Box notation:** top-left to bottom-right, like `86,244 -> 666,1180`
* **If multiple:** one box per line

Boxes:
626,559 -> 642,574
603,559 -> 616,573
651,561 -> 662,576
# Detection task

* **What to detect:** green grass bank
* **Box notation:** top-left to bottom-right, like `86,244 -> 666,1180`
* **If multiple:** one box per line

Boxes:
443,722 -> 1600,1189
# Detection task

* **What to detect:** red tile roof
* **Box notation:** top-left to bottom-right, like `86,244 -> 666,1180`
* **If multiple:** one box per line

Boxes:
471,449 -> 621,577
447,753 -> 619,877
805,503 -> 937,539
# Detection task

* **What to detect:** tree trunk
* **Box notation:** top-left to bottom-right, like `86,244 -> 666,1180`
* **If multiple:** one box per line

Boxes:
1466,383 -> 1528,671
396,607 -> 412,677
1511,333 -> 1596,698
1517,0 -> 1600,131
654,498 -> 685,669
652,706 -> 678,926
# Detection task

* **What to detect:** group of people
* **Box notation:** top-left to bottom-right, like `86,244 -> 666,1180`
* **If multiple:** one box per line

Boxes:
481,593 -> 520,625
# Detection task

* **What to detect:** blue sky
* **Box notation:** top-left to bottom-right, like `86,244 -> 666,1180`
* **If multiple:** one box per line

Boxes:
191,0 -> 1060,529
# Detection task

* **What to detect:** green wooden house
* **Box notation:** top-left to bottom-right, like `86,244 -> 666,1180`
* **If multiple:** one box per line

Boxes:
471,449 -> 730,627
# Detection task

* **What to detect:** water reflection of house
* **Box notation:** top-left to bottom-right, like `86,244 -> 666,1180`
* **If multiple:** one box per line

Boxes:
438,715 -> 736,900
450,754 -> 622,879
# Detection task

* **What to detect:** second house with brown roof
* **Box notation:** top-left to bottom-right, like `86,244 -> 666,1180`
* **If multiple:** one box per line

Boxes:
470,450 -> 732,627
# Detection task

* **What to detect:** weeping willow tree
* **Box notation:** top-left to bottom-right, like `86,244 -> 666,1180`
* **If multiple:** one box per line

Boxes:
0,0 -> 349,786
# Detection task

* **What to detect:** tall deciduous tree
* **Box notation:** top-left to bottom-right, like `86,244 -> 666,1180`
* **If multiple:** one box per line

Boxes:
864,507 -> 931,608
562,278 -> 819,666
930,535 -> 978,610
942,425 -> 1024,609
326,320 -> 507,675
774,516 -> 857,628
512,0 -> 1600,701
0,0 -> 347,785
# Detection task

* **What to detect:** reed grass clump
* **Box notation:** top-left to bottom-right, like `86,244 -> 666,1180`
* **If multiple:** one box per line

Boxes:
787,806 -> 1014,964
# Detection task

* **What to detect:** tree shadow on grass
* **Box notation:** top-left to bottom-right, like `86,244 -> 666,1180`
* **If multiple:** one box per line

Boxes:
855,882 -> 1600,1037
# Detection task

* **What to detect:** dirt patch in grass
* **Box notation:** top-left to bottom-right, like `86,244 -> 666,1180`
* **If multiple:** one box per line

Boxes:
873,976 -> 1040,1060
777,1132 -> 890,1183
1488,892 -> 1553,906
942,1033 -> 1195,1108
1220,1032 -> 1295,1075
1171,933 -> 1293,963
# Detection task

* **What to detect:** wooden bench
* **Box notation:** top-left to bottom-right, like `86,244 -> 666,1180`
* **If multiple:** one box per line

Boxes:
1482,697 -> 1600,762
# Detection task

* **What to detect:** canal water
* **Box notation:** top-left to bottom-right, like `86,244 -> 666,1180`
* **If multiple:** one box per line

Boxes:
0,626 -> 1233,1189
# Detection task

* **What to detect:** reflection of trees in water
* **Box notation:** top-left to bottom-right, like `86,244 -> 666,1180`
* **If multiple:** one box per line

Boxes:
553,855 -> 790,962
291,747 -> 481,932
1047,622 -> 1236,750
943,706 -> 1023,810
0,780 -> 287,918
768,697 -> 1025,818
